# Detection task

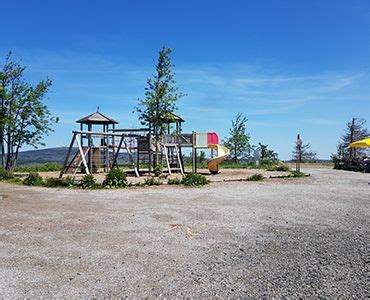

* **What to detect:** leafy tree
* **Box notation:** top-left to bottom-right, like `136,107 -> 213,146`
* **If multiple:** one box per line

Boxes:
223,113 -> 252,163
258,143 -> 278,162
198,150 -> 206,164
0,52 -> 57,170
339,118 -> 368,160
292,142 -> 317,162
134,46 -> 185,165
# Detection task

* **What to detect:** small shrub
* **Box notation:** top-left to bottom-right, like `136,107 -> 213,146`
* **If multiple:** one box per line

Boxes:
181,173 -> 209,187
246,174 -> 264,181
81,174 -> 98,188
23,172 -> 44,186
154,165 -> 163,177
290,171 -> 305,177
167,177 -> 182,185
144,177 -> 162,186
0,168 -> 15,180
103,168 -> 128,188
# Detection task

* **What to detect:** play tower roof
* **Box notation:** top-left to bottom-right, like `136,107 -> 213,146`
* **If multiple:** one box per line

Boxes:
76,110 -> 118,125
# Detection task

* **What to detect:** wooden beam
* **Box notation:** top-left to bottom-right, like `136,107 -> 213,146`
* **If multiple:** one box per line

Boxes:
59,133 -> 77,178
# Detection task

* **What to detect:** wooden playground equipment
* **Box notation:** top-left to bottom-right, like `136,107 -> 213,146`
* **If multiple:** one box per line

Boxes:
59,110 -> 229,178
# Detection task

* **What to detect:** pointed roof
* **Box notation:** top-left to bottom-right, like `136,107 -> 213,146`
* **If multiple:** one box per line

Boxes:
76,110 -> 118,124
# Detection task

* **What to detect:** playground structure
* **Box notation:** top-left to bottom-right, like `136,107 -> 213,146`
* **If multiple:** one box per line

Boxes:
59,110 -> 229,178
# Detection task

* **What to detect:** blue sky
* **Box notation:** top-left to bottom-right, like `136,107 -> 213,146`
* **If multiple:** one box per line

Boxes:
1,0 -> 369,159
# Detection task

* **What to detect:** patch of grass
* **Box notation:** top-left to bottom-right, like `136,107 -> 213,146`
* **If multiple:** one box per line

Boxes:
266,164 -> 290,172
246,174 -> 264,181
181,173 -> 209,187
128,181 -> 145,187
103,168 -> 128,188
15,162 -> 62,172
167,177 -> 182,185
23,172 -> 44,186
0,168 -> 15,180
80,174 -> 98,188
144,177 -> 162,186
4,177 -> 23,184
44,176 -> 76,188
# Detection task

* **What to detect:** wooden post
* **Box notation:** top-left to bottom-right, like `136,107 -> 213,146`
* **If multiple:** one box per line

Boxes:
80,123 -> 83,147
88,123 -> 93,172
192,132 -> 197,173
105,124 -> 109,172
59,133 -> 77,178
148,125 -> 152,175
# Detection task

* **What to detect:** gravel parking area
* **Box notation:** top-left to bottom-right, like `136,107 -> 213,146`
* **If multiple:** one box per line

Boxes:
0,167 -> 369,297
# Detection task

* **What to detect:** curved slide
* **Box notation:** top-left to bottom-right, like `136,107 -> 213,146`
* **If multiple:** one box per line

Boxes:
207,144 -> 230,174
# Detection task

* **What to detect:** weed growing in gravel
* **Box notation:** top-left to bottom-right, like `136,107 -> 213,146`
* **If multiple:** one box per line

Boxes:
23,172 -> 44,186
246,174 -> 264,181
181,173 -> 209,187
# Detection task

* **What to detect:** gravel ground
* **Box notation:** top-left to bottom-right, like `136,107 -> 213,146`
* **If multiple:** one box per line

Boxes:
0,167 -> 369,297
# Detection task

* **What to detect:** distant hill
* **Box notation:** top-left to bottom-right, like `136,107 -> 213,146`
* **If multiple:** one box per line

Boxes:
17,147 -> 130,165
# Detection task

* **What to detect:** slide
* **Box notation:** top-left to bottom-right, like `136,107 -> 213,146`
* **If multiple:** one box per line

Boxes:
207,144 -> 230,174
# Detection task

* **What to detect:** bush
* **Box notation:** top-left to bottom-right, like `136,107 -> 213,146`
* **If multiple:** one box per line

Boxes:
246,174 -> 264,181
154,164 -> 163,177
0,168 -> 15,180
103,168 -> 127,188
181,173 -> 209,187
144,177 -> 162,186
23,172 -> 44,186
167,177 -> 182,185
80,174 -> 98,188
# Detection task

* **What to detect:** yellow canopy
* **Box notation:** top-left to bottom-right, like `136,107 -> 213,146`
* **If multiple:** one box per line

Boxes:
349,137 -> 370,148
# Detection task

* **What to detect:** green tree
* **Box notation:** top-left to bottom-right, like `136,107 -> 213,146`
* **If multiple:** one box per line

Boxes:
134,46 -> 185,165
258,143 -> 278,162
0,52 -> 57,170
223,113 -> 252,163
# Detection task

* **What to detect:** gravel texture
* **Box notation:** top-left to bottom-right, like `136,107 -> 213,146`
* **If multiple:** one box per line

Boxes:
0,167 -> 369,297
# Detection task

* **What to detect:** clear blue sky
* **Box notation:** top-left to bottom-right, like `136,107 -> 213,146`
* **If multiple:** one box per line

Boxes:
1,0 -> 369,159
